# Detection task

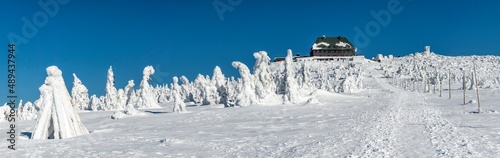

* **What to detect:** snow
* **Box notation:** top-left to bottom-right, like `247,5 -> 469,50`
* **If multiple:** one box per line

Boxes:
2,47 -> 500,157
311,42 -> 330,50
335,41 -> 352,48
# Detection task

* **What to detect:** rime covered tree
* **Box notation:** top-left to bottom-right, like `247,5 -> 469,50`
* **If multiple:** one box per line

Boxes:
180,76 -> 193,102
124,80 -> 136,108
232,61 -> 256,107
105,66 -> 120,110
71,73 -> 90,110
253,51 -> 276,102
283,49 -> 299,104
212,66 -> 227,104
172,77 -> 187,112
136,66 -> 160,108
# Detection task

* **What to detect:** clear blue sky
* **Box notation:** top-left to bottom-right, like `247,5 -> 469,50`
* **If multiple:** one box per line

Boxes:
1,0 -> 499,104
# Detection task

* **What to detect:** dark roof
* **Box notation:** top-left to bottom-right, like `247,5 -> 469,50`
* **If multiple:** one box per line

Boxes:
312,36 -> 355,50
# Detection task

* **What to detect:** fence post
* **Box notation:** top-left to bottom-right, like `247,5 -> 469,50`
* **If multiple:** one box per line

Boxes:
448,70 -> 451,100
463,70 -> 466,105
473,62 -> 481,113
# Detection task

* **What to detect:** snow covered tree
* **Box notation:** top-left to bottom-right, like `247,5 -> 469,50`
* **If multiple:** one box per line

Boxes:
283,49 -> 299,104
0,103 -> 9,122
124,80 -> 136,108
253,51 -> 276,102
105,66 -> 120,110
71,73 -> 90,110
136,66 -> 161,109
204,75 -> 218,105
18,101 -> 37,120
172,77 -> 187,112
156,85 -> 170,103
32,66 -> 89,139
225,77 -> 238,106
180,76 -> 193,102
212,66 -> 227,104
297,62 -> 314,95
232,61 -> 256,107
88,94 -> 103,111
116,89 -> 127,109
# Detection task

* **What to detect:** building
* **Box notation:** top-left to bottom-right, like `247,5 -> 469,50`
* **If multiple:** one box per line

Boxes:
273,35 -> 361,62
310,36 -> 356,57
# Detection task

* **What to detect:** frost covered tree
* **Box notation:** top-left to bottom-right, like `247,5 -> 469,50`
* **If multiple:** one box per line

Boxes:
71,73 -> 90,110
172,77 -> 187,112
283,49 -> 299,104
232,61 -> 256,107
136,66 -> 161,108
297,62 -> 314,95
124,80 -> 136,108
212,66 -> 227,104
116,89 -> 127,109
225,77 -> 238,105
88,94 -> 103,111
32,66 -> 89,139
253,51 -> 276,102
204,75 -> 218,105
18,101 -> 37,120
193,74 -> 217,105
156,85 -> 170,103
172,90 -> 187,113
180,76 -> 193,102
105,66 -> 120,110
71,74 -> 90,110
0,103 -> 9,121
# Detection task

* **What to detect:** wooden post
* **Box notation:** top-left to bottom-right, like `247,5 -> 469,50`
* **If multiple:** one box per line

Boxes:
448,70 -> 451,100
473,63 -> 481,113
427,74 -> 430,93
463,70 -> 466,105
439,73 -> 442,97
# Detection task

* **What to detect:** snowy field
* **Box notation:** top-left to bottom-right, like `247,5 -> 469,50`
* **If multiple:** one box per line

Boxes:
1,49 -> 500,157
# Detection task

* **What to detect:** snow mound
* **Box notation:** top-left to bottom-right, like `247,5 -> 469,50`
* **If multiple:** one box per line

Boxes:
306,97 -> 321,104
111,111 -> 126,119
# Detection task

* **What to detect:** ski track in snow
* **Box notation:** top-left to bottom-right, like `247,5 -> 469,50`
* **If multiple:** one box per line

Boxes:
349,74 -> 479,157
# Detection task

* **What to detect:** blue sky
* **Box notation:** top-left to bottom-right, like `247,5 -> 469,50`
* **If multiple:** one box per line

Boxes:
1,0 -> 499,104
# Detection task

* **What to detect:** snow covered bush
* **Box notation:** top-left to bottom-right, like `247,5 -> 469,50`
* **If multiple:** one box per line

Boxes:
32,66 -> 89,139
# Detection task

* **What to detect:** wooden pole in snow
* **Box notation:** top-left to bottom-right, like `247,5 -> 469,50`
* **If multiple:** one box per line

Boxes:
448,70 -> 451,100
463,70 -> 466,105
473,62 -> 481,113
439,73 -> 442,97
433,72 -> 436,94
427,73 -> 430,93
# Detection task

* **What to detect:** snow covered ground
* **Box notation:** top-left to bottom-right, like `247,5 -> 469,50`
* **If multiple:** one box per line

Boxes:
2,54 -> 499,157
